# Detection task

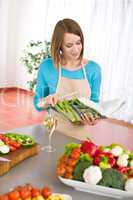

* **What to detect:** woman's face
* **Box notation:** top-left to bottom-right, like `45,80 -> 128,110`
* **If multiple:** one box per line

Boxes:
61,33 -> 82,61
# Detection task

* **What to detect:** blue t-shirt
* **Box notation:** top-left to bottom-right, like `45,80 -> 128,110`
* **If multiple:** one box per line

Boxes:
34,58 -> 101,111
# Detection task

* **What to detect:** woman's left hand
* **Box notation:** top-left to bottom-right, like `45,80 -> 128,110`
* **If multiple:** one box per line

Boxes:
80,113 -> 99,125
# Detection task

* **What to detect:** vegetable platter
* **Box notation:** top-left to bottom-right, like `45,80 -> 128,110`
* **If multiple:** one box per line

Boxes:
57,139 -> 133,199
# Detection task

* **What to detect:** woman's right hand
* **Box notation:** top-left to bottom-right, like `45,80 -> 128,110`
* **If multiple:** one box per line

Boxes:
38,94 -> 58,109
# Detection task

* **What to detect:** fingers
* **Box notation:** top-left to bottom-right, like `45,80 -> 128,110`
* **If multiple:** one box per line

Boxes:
80,113 -> 97,125
38,94 -> 59,109
51,95 -> 58,106
45,94 -> 58,107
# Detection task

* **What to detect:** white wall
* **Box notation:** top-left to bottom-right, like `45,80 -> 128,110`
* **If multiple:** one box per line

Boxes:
0,0 -> 48,89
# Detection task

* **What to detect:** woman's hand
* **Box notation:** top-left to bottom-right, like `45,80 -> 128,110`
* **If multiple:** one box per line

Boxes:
38,94 -> 58,109
80,113 -> 99,125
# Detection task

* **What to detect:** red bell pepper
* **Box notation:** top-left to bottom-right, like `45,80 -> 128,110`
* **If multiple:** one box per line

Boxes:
94,151 -> 116,167
81,140 -> 98,156
117,166 -> 131,174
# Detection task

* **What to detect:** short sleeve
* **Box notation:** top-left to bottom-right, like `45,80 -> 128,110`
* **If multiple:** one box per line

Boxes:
86,61 -> 102,103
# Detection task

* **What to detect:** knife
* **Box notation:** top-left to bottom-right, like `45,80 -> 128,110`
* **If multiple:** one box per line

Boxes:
0,156 -> 11,162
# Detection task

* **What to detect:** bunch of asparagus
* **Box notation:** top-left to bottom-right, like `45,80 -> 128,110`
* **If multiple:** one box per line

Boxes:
54,98 -> 102,124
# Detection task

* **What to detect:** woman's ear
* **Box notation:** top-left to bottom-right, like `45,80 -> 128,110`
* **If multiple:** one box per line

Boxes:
59,49 -> 63,55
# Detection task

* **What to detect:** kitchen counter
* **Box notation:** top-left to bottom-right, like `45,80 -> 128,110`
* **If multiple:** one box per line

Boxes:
0,121 -> 133,199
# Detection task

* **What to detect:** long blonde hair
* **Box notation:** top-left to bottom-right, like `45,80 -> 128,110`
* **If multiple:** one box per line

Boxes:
51,18 -> 84,68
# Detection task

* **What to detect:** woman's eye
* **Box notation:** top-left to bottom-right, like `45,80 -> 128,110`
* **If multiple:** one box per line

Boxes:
65,45 -> 72,48
76,42 -> 81,45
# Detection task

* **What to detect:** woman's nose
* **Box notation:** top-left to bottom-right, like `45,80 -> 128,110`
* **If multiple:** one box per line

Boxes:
72,45 -> 79,53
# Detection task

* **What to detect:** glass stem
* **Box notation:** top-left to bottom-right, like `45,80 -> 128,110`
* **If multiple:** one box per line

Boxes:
48,128 -> 54,147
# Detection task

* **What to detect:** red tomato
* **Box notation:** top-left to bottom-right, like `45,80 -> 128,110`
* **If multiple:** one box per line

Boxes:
0,194 -> 9,200
41,187 -> 51,199
8,140 -> 21,148
2,137 -> 10,144
19,187 -> 31,199
0,135 -> 7,143
8,190 -> 20,200
31,188 -> 40,197
8,145 -> 17,152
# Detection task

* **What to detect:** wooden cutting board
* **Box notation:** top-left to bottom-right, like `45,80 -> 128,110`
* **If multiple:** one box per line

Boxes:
0,144 -> 39,176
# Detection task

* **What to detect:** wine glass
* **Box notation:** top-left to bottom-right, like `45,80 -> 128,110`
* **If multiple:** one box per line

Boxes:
42,107 -> 57,152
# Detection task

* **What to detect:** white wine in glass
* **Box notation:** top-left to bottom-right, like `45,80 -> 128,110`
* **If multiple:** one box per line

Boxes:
42,115 -> 57,152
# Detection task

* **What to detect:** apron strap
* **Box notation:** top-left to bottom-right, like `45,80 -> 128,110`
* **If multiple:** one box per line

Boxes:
82,65 -> 91,97
56,65 -> 61,93
82,65 -> 87,80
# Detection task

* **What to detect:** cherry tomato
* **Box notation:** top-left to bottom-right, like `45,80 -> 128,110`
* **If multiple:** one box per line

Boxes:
67,158 -> 77,167
8,190 -> 20,200
70,148 -> 81,159
65,166 -> 73,174
41,187 -> 51,199
31,188 -> 40,197
0,194 -> 9,200
57,165 -> 66,176
19,187 -> 31,199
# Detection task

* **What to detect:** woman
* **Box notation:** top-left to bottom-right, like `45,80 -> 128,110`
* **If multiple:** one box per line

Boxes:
34,18 -> 101,125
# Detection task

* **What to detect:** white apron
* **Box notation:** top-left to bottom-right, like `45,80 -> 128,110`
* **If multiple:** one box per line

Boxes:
53,65 -> 92,140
